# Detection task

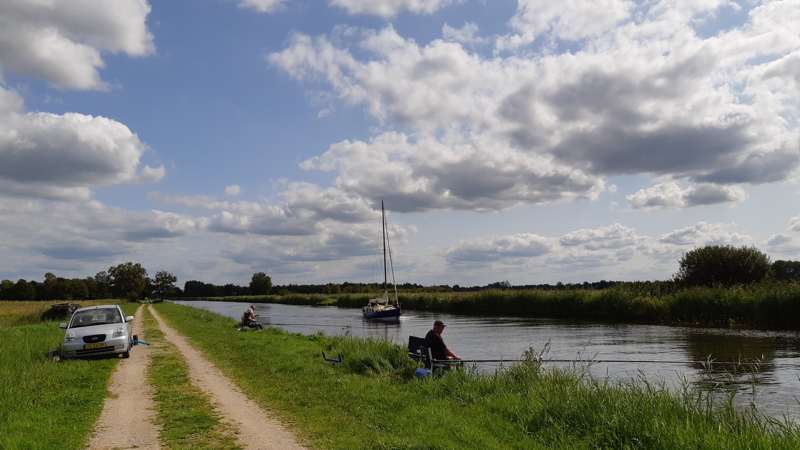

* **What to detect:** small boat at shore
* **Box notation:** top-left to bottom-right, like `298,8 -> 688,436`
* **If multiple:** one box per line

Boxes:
363,200 -> 401,321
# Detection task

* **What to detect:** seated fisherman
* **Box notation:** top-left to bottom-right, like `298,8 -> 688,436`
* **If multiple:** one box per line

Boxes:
241,305 -> 262,329
424,320 -> 460,361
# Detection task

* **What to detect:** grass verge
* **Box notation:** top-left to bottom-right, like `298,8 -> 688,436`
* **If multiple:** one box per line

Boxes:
142,306 -> 240,449
0,303 -> 138,450
154,302 -> 800,449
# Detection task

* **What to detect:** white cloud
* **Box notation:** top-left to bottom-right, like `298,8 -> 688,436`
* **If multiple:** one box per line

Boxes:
789,216 -> 800,232
271,8 -> 799,215
447,233 -> 554,265
238,0 -> 287,13
0,86 -> 159,201
224,185 -> 241,196
497,0 -> 634,50
626,182 -> 746,209
560,223 -> 643,250
0,0 -> 154,90
442,22 -> 484,45
658,222 -> 752,246
302,132 -> 605,212
328,0 -> 455,17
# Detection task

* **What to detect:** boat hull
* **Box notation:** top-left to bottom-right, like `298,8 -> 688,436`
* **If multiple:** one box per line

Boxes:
362,306 -> 401,321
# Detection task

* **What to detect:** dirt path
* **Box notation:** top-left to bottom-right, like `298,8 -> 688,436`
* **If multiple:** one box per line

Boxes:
148,305 -> 305,450
87,306 -> 160,450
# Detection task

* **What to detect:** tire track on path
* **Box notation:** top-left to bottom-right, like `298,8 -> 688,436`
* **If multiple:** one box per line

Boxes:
148,305 -> 306,450
87,305 -> 160,450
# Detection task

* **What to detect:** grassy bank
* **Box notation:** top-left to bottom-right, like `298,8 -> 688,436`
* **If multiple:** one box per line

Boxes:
0,302 -> 137,450
177,282 -> 800,330
142,306 -> 240,449
154,302 -> 800,449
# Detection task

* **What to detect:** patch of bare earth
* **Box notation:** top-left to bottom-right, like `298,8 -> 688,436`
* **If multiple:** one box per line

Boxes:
148,305 -> 305,450
87,306 -> 160,450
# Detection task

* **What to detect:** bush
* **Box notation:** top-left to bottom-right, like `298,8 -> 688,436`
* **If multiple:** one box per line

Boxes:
676,245 -> 770,287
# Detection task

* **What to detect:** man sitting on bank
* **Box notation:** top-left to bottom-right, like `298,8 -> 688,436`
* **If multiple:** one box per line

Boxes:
424,320 -> 461,361
241,305 -> 263,330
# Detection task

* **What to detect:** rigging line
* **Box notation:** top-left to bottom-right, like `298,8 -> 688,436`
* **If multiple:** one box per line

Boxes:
385,212 -> 399,307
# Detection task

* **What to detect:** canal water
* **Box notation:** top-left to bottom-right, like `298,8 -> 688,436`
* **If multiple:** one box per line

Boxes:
173,300 -> 800,419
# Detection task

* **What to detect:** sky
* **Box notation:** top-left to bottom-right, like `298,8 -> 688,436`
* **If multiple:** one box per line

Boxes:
0,0 -> 798,286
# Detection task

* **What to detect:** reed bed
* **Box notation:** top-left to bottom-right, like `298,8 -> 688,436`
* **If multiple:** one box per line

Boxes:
178,282 -> 800,330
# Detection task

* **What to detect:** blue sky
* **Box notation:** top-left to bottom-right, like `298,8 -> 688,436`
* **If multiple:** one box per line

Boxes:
0,0 -> 798,286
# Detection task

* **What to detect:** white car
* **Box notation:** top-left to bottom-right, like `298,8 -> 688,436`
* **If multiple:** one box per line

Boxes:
60,305 -> 134,359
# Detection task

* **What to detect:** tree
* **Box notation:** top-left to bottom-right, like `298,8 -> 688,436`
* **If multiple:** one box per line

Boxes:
675,245 -> 770,287
771,260 -> 800,281
152,271 -> 177,298
9,279 -> 36,300
108,262 -> 149,300
93,271 -> 113,298
249,272 -> 272,295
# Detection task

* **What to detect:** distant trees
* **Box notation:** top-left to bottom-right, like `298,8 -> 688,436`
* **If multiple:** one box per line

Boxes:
771,260 -> 800,281
152,271 -> 178,299
108,262 -> 149,300
676,245 -> 771,287
249,272 -> 272,295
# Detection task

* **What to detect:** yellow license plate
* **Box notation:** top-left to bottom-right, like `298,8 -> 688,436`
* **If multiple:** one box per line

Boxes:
84,342 -> 106,350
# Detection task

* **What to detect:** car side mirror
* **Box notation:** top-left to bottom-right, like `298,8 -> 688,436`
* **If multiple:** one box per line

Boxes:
125,316 -> 134,322
59,322 -> 67,329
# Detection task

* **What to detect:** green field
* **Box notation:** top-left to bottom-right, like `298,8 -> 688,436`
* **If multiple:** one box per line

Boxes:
0,301 -> 137,450
153,301 -> 800,449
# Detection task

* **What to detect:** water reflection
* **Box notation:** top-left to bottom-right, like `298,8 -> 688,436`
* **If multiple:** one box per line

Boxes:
682,331 -> 778,398
172,300 -> 800,420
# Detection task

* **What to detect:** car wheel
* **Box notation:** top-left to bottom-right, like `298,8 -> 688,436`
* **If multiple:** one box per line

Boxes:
121,351 -> 130,359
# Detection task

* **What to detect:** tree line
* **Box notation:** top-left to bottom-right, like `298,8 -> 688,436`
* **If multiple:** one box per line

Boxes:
2,246 -> 800,301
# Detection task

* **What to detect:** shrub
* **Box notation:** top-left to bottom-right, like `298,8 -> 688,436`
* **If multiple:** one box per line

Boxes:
676,245 -> 770,287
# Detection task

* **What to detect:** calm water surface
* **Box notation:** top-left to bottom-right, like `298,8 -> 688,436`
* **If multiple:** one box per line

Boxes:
173,300 -> 800,419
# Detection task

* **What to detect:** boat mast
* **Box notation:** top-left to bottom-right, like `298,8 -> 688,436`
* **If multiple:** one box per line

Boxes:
382,200 -> 388,300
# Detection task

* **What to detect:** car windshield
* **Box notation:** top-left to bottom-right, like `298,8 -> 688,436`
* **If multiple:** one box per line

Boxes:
69,308 -> 123,328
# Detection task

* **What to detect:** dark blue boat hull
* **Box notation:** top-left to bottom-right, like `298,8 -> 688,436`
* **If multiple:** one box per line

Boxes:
362,307 -> 401,320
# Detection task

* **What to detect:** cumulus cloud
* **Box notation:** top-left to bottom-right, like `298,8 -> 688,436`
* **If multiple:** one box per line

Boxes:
238,0 -> 286,13
224,185 -> 241,196
442,22 -> 484,45
302,132 -> 605,212
627,182 -> 745,209
559,224 -> 643,250
328,0 -> 455,17
0,86 -> 158,201
497,0 -> 633,49
789,216 -> 800,233
0,0 -> 154,90
271,7 -> 800,213
658,222 -> 752,246
446,233 -> 553,265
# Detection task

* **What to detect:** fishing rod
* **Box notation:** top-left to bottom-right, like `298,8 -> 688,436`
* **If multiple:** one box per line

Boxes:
433,358 -> 797,366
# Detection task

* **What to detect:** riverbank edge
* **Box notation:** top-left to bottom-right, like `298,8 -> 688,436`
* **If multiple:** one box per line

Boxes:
152,301 -> 800,449
170,283 -> 800,331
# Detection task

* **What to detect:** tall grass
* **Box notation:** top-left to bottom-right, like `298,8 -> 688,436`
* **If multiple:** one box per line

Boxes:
154,302 -> 800,449
0,299 -> 125,327
180,282 -> 800,330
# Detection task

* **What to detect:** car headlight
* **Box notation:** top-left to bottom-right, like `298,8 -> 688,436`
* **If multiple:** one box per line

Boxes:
112,327 -> 125,338
64,331 -> 76,342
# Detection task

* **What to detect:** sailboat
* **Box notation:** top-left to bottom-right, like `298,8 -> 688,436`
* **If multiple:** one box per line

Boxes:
362,200 -> 401,321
